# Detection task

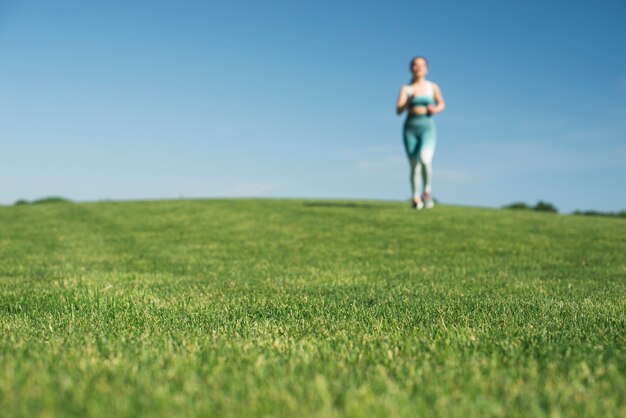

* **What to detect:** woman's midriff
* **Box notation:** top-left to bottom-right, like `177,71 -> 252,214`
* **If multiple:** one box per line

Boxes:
409,106 -> 429,116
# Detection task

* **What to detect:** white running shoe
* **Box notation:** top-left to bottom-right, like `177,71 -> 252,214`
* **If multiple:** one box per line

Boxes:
423,193 -> 435,209
412,199 -> 424,210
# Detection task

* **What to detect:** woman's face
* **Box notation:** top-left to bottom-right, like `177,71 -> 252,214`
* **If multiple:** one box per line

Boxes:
411,58 -> 428,78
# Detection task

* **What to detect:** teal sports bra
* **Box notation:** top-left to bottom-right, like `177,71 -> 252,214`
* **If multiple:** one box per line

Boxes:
407,82 -> 435,107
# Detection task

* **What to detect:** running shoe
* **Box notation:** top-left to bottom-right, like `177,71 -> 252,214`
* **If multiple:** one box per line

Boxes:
422,193 -> 435,209
412,199 -> 424,210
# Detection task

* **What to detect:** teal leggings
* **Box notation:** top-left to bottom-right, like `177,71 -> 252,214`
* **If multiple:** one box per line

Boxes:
403,115 -> 436,198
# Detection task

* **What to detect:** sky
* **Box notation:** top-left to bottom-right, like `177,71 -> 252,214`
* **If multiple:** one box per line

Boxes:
1,0 -> 625,213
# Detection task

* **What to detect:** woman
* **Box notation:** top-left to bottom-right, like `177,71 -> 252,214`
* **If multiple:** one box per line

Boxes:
396,56 -> 445,209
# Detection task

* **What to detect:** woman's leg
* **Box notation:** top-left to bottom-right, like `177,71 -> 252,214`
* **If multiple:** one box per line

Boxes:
409,157 -> 422,201
419,122 -> 437,205
420,147 -> 434,195
403,125 -> 422,203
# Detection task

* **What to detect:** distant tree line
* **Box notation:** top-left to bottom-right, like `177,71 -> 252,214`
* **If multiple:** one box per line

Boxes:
14,197 -> 72,206
503,201 -> 625,218
502,201 -> 558,213
572,210 -> 626,218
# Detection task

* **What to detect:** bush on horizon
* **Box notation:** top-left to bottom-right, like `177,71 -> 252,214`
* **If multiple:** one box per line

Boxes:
573,209 -> 626,219
14,196 -> 72,206
503,200 -> 558,213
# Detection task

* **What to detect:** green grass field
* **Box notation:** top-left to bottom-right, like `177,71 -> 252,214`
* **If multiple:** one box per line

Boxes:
1,199 -> 624,418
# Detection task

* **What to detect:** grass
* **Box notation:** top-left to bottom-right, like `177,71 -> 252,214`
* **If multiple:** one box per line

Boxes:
0,198 -> 624,418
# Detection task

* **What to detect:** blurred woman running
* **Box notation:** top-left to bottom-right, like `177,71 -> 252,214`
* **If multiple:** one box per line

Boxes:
396,56 -> 446,209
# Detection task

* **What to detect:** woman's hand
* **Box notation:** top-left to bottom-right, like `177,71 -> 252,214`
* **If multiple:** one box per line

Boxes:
396,86 -> 409,115
430,83 -> 446,115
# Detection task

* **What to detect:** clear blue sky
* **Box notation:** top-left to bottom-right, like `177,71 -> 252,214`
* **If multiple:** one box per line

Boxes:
1,0 -> 625,213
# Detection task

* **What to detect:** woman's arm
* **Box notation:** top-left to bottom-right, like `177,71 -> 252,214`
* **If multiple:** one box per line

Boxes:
396,85 -> 409,115
427,83 -> 446,115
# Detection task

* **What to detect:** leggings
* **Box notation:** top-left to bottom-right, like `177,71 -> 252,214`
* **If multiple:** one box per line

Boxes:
403,114 -> 436,199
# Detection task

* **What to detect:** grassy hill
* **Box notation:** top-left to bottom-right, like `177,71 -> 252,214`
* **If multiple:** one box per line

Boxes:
0,199 -> 624,418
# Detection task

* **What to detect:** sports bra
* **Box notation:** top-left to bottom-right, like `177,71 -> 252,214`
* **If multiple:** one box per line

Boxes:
407,82 -> 435,107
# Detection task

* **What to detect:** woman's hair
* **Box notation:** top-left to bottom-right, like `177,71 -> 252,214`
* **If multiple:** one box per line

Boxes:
410,56 -> 429,71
